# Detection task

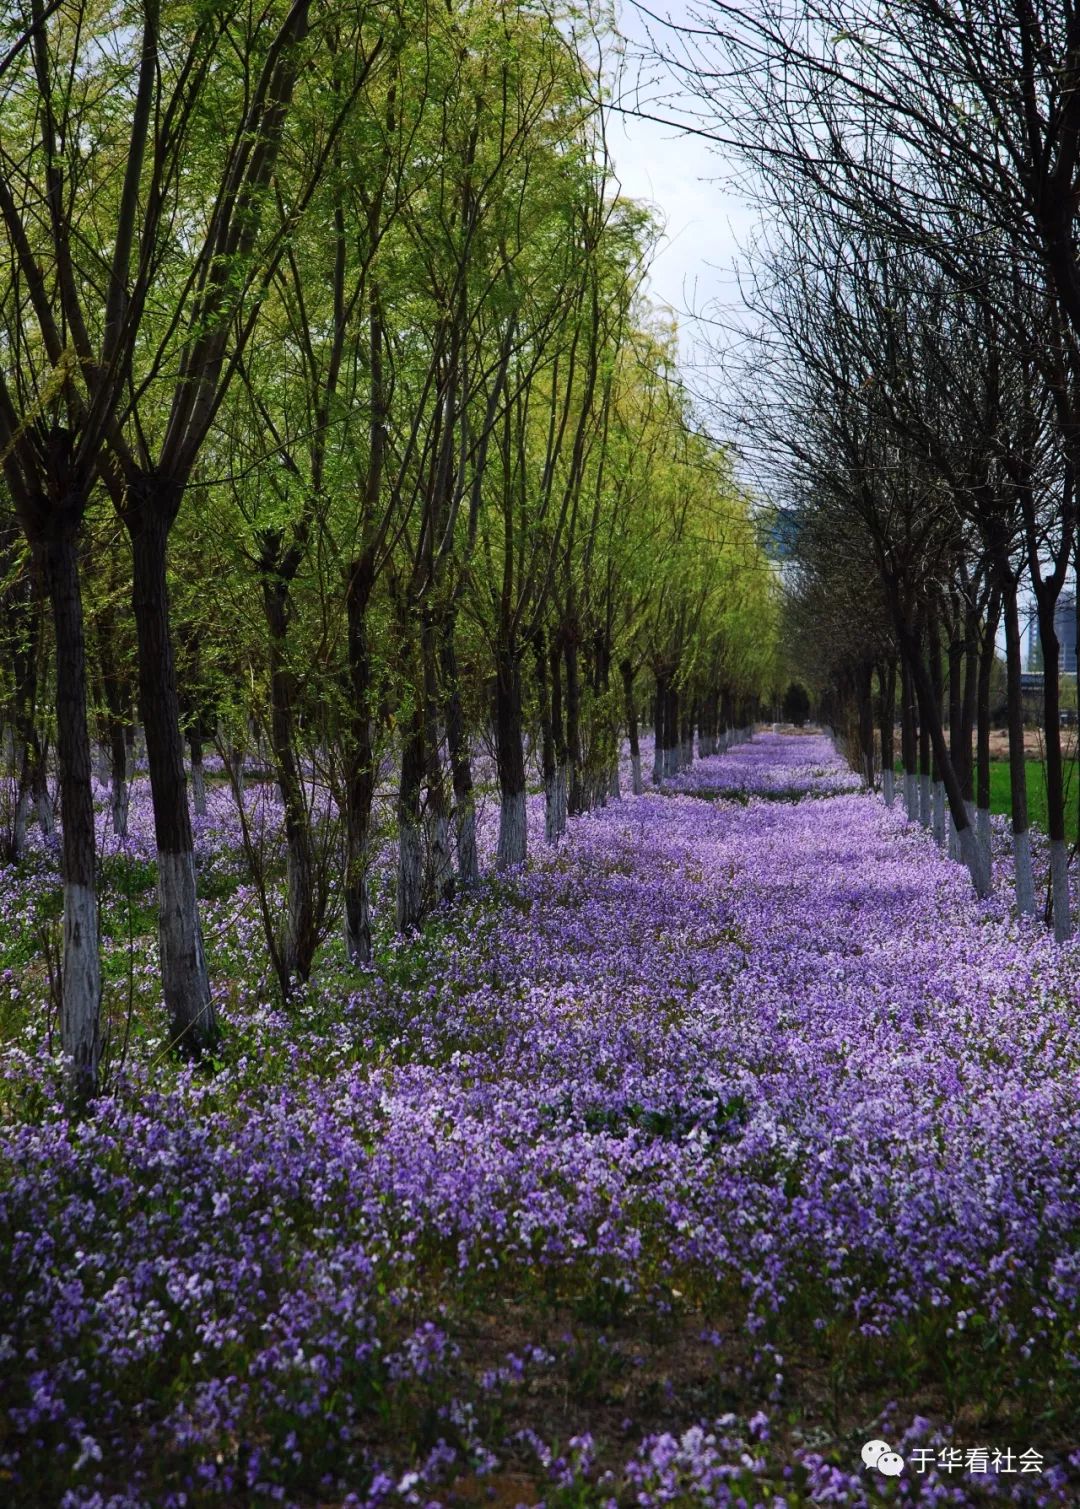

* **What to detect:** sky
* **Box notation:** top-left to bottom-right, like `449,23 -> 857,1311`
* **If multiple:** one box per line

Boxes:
600,5 -> 1050,662
603,1 -> 758,405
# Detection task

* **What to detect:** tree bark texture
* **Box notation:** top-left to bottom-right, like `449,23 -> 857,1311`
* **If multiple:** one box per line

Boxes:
494,645 -> 527,868
344,555 -> 376,964
44,532 -> 101,1098
441,614 -> 479,885
129,507 -> 216,1053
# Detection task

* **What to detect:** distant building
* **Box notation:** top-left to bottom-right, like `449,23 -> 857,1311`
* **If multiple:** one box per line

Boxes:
1026,608 -> 1042,672
1056,593 -> 1077,674
1026,595 -> 1077,673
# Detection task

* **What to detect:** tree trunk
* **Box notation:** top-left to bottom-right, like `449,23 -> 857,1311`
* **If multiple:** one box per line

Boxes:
32,741 -> 53,836
494,643 -> 527,868
1037,593 -> 1072,940
441,612 -> 479,885
43,532 -> 101,1099
960,607 -> 978,810
918,705 -> 931,828
928,614 -> 947,848
98,620 -> 132,840
12,754 -> 32,859
1002,581 -> 1035,915
933,778 -> 947,850
550,639 -> 568,837
344,555 -> 376,964
652,671 -> 665,785
947,618 -> 965,794
129,507 -> 216,1055
188,728 -> 207,818
4,582 -> 44,862
901,626 -> 988,896
900,654 -> 918,820
878,660 -> 896,807
857,662 -> 875,788
396,698 -> 426,929
976,591 -> 1000,896
536,632 -> 558,842
110,723 -> 130,839
621,659 -> 643,796
565,636 -> 583,817
421,608 -> 453,903
664,681 -> 679,778
230,741 -> 246,798
263,575 -> 318,990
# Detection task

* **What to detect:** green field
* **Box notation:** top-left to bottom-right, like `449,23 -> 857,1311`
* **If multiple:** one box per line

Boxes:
899,759 -> 1080,837
987,759 -> 1080,838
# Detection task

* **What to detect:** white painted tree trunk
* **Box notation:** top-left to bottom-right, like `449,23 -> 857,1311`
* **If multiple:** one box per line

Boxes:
948,816 -> 960,862
396,818 -> 424,931
882,768 -> 895,807
158,851 -> 213,1051
191,758 -> 207,817
496,789 -> 527,869
62,882 -> 101,1088
932,782 -> 946,847
12,785 -> 31,858
919,773 -> 931,827
651,741 -> 662,785
35,784 -> 54,837
958,822 -> 990,898
1013,831 -> 1036,917
904,771 -> 918,822
631,754 -> 643,796
111,777 -> 129,839
1050,838 -> 1073,942
427,809 -> 454,900
976,807 -> 992,893
544,776 -> 558,843
455,802 -> 479,886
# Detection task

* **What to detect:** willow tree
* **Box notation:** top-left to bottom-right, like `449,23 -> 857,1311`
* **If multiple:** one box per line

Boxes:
0,0 -> 386,1062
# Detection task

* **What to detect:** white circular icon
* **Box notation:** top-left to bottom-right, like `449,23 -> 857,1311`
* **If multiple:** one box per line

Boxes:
861,1439 -> 891,1469
878,1451 -> 904,1477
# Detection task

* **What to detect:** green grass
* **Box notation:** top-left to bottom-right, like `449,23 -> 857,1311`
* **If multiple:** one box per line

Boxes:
987,758 -> 1080,838
898,758 -> 1080,836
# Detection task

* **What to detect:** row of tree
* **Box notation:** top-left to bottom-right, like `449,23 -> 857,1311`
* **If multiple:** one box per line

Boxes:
661,0 -> 1080,938
0,0 -> 778,1098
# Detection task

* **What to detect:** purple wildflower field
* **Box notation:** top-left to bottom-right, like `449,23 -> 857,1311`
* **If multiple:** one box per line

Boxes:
664,731 -> 863,798
2,733 -> 1079,1506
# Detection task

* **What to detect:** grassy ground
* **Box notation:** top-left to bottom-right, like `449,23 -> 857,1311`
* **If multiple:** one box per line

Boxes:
986,758 -> 1080,837
898,757 -> 1080,836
